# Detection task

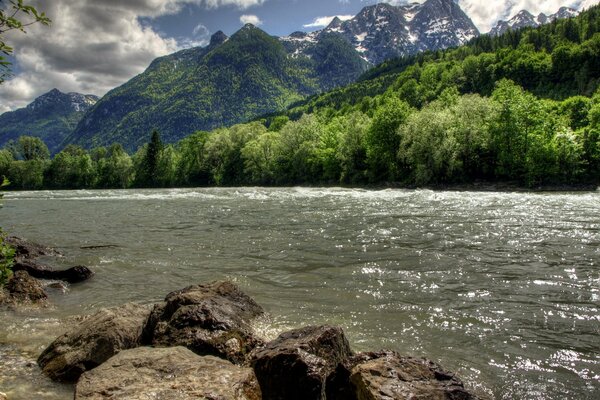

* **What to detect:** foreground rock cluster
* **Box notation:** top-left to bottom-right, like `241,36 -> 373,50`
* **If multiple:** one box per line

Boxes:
0,236 -> 93,306
38,280 -> 480,400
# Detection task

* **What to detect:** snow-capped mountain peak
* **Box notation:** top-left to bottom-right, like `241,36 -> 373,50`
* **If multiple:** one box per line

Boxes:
282,0 -> 479,65
489,7 -> 579,36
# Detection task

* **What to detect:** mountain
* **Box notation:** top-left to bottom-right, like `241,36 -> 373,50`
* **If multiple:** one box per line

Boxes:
65,25 -> 366,152
282,0 -> 479,65
65,0 -> 479,152
489,7 -> 579,36
0,89 -> 98,154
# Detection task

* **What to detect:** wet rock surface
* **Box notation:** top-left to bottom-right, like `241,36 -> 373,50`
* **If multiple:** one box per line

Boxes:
328,351 -> 479,400
6,236 -> 60,260
141,281 -> 265,364
250,325 -> 352,400
12,262 -> 93,283
6,236 -> 93,284
2,271 -> 47,304
74,346 -> 262,400
37,303 -> 151,382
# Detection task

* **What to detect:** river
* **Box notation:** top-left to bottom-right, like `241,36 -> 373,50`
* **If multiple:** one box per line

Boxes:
0,188 -> 598,399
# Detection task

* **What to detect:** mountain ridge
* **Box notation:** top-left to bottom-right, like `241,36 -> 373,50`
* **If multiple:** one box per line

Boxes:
0,89 -> 98,154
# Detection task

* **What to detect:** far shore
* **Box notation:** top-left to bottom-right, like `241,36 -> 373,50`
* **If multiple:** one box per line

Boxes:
2,181 -> 598,194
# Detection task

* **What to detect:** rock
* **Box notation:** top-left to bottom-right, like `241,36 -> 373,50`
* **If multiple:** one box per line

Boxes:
250,325 -> 353,400
327,350 -> 479,400
74,346 -> 261,400
6,235 -> 92,283
6,236 -> 60,260
12,261 -> 93,283
0,391 -> 7,400
141,281 -> 264,364
38,302 -> 151,383
5,271 -> 47,303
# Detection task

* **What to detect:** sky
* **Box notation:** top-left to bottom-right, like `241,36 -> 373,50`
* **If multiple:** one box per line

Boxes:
0,0 -> 597,113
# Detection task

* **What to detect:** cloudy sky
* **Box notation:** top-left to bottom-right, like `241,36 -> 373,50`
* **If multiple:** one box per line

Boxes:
0,0 -> 597,113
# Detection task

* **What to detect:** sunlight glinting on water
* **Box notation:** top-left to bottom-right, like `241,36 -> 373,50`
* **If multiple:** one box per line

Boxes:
1,187 -> 599,399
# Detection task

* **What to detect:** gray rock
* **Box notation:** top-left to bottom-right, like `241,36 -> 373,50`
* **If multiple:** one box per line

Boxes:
6,236 -> 60,260
38,302 -> 151,382
74,346 -> 262,400
141,281 -> 264,364
327,350 -> 479,400
250,325 -> 353,400
4,271 -> 47,303
7,236 -> 93,283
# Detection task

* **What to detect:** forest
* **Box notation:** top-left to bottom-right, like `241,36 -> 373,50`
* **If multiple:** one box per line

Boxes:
1,5 -> 599,189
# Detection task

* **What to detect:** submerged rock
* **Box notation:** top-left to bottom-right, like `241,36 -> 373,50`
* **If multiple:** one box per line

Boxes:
38,303 -> 151,382
6,236 -> 60,259
6,236 -> 93,284
141,281 -> 264,364
327,350 -> 478,400
74,346 -> 262,400
250,325 -> 352,400
12,262 -> 93,283
4,271 -> 47,303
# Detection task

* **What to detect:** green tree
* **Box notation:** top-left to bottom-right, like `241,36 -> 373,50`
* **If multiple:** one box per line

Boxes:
0,0 -> 50,82
7,159 -> 46,189
274,114 -> 323,184
96,144 -> 134,188
9,135 -> 50,161
46,145 -> 95,188
0,148 -> 12,179
491,80 -> 544,181
204,123 -> 265,185
135,130 -> 163,187
156,144 -> 179,187
175,131 -> 211,186
337,111 -> 370,184
241,131 -> 280,185
399,104 -> 460,185
365,96 -> 412,182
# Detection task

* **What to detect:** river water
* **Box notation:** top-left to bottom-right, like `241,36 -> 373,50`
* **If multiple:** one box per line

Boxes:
0,188 -> 598,399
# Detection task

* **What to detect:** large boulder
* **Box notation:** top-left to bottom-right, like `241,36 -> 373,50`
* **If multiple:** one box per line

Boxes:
141,281 -> 264,364
38,302 -> 151,382
327,350 -> 479,400
74,346 -> 262,400
4,271 -> 47,303
250,325 -> 353,400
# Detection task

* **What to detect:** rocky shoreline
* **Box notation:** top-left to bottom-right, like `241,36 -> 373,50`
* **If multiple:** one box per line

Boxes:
2,238 -> 480,399
0,236 -> 94,307
36,280 -> 479,399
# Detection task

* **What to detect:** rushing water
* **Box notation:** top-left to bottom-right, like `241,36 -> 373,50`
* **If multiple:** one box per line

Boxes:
0,188 -> 598,399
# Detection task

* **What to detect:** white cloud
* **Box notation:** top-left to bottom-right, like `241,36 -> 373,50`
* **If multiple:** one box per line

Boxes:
0,0 -> 268,113
204,0 -> 266,9
240,14 -> 263,25
303,15 -> 354,29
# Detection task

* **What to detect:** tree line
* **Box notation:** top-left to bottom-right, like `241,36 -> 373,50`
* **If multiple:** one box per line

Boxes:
1,79 -> 598,189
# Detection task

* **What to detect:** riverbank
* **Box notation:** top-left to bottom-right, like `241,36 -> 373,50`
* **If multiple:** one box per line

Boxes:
2,180 -> 598,193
